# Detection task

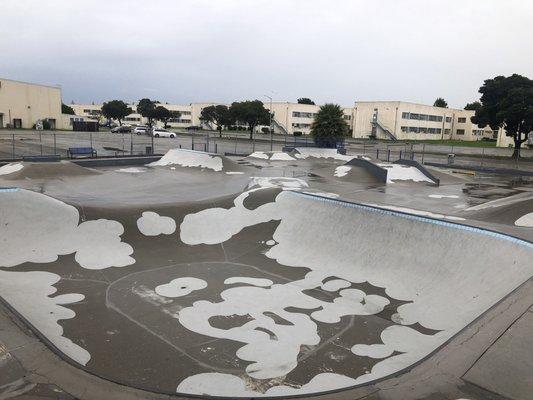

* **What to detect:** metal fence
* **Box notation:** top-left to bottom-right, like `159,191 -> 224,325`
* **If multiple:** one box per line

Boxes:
1,130 -> 531,172
0,130 -> 285,161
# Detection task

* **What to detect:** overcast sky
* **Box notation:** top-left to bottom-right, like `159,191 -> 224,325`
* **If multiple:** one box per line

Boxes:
1,0 -> 532,108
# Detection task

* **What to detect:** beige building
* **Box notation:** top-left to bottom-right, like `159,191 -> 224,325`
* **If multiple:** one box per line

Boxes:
352,101 -> 496,141
264,102 -> 353,136
0,77 -> 63,129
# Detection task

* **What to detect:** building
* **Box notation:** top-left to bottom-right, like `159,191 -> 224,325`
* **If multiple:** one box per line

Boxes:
265,102 -> 353,136
0,77 -> 63,129
352,101 -> 497,141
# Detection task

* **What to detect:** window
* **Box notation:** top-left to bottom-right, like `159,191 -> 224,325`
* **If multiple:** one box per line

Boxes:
402,112 -> 410,119
428,128 -> 436,134
444,129 -> 450,134
292,112 -> 314,118
445,117 -> 452,123
419,114 -> 428,121
456,129 -> 465,135
436,116 -> 443,122
410,113 -> 419,120
436,128 -> 442,134
401,126 -> 408,132
343,115 -> 351,120
458,117 -> 466,123
409,126 -> 418,133
419,127 -> 427,133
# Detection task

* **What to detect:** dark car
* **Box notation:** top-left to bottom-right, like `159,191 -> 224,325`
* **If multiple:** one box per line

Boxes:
111,125 -> 132,133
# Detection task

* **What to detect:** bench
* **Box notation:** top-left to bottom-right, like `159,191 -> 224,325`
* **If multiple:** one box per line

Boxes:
67,147 -> 97,159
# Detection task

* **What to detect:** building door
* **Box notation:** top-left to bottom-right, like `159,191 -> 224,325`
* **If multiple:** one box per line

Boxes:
47,119 -> 56,129
0,113 -> 3,128
13,118 -> 22,129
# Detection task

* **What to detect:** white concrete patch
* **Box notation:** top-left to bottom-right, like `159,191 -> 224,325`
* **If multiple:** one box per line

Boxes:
116,167 -> 147,173
378,163 -> 433,184
179,190 -> 533,390
0,270 -> 90,365
0,189 -> 134,269
177,372 -> 357,397
226,171 -> 245,175
293,148 -> 354,161
321,279 -> 351,292
155,277 -> 207,298
269,152 -> 295,161
428,194 -> 459,199
247,177 -> 308,191
334,165 -> 352,177
148,149 -> 223,171
137,211 -> 176,236
224,277 -> 273,287
178,272 -> 388,379
303,191 -> 340,199
515,212 -> 533,227
249,151 -> 269,160
0,162 -> 24,176
366,203 -> 466,221
464,192 -> 533,211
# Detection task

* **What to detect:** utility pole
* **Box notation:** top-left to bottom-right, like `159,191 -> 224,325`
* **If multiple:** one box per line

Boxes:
264,94 -> 273,151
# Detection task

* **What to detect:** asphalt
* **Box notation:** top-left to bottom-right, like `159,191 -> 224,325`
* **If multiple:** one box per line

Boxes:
0,149 -> 532,400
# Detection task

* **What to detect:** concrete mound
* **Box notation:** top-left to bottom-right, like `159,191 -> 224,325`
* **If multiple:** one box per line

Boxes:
148,148 -> 247,173
0,161 -> 99,180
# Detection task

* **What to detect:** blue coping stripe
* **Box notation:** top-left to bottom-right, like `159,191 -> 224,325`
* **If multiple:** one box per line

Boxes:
291,191 -> 533,249
0,187 -> 19,192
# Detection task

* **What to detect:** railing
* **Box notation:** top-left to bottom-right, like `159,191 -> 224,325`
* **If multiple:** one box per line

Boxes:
372,119 -> 397,140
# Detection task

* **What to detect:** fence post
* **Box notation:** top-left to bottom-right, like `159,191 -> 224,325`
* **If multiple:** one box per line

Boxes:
387,149 -> 390,162
53,133 -> 57,156
399,150 -> 402,159
130,131 -> 133,155
376,149 -> 379,159
39,131 -> 43,155
481,147 -> 485,167
12,133 -> 15,159
421,144 -> 425,164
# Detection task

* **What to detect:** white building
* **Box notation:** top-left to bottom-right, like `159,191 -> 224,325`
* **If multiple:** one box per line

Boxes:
352,101 -> 497,141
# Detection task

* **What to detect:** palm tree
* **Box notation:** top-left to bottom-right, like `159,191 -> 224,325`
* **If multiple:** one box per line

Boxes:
310,104 -> 350,147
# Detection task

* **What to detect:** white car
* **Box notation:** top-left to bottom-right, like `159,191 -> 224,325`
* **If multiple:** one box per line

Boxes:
133,126 -> 149,135
151,128 -> 176,138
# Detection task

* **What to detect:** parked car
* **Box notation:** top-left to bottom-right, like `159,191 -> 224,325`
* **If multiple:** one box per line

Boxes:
111,125 -> 132,133
134,126 -> 149,135
152,128 -> 176,138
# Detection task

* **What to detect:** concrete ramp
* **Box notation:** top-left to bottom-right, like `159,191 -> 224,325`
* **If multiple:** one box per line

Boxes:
0,185 -> 532,398
393,159 -> 440,185
345,157 -> 388,183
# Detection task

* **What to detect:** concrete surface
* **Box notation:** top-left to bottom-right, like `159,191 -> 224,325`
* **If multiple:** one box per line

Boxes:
0,148 -> 532,399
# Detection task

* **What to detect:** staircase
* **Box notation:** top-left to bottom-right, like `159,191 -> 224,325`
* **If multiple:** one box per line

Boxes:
272,118 -> 289,135
372,119 -> 397,141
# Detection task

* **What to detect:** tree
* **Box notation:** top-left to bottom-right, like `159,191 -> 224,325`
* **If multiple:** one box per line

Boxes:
464,101 -> 482,111
152,106 -> 175,127
137,98 -> 157,127
310,103 -> 350,147
101,100 -> 132,126
62,103 -> 75,115
472,74 -> 533,159
433,98 -> 448,108
297,98 -> 315,105
200,105 -> 232,137
229,100 -> 270,140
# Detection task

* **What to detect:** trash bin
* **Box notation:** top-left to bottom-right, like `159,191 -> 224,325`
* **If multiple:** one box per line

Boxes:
146,146 -> 153,155
447,153 -> 455,165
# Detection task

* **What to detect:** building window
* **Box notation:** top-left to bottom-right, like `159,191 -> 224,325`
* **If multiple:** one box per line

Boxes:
409,127 -> 418,133
458,117 -> 466,123
419,127 -> 427,133
444,129 -> 450,134
410,113 -> 419,120
445,117 -> 452,123
402,112 -> 410,119
343,115 -> 351,120
401,126 -> 408,132
456,129 -> 465,135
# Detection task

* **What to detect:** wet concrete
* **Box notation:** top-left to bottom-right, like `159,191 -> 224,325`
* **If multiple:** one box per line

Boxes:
0,150 -> 532,399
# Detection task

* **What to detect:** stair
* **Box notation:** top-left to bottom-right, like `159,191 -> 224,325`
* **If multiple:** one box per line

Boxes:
372,120 -> 397,141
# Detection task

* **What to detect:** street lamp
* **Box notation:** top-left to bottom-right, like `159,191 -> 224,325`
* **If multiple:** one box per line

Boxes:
264,94 -> 273,151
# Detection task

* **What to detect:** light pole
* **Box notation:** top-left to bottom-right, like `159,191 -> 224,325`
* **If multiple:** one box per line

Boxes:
264,94 -> 273,151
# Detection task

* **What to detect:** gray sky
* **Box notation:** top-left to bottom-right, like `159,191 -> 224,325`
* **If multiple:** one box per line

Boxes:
1,0 -> 532,108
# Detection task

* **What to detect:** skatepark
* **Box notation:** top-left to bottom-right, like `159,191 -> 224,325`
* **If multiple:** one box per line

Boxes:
0,148 -> 532,400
